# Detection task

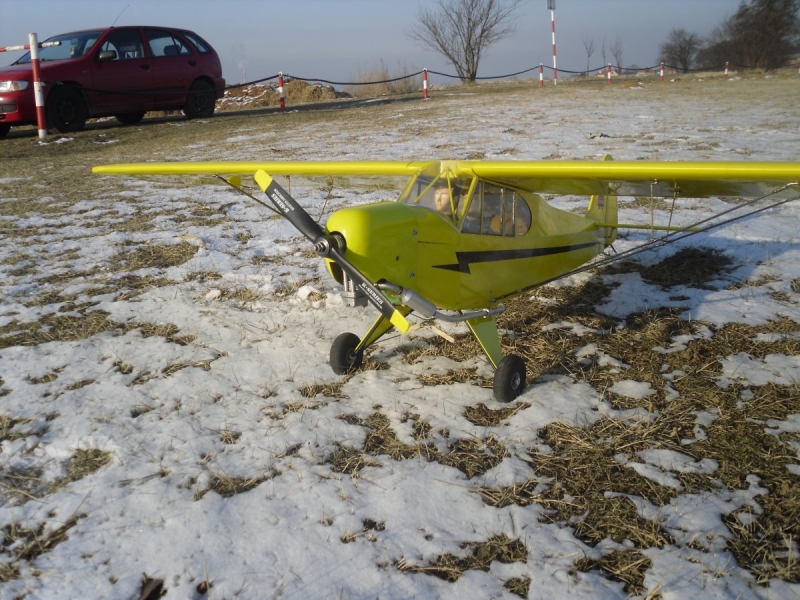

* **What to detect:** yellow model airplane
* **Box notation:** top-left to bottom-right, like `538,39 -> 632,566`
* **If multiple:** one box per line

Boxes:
93,159 -> 800,401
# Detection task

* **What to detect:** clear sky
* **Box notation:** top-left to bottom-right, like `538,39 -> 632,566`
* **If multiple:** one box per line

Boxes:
2,0 -> 743,86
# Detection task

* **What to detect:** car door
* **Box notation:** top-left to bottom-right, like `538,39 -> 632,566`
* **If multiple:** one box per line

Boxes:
89,28 -> 154,112
144,29 -> 201,109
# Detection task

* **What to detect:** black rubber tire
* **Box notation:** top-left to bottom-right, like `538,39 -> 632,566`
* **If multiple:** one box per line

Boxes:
0,124 -> 9,139
183,80 -> 215,119
115,111 -> 146,125
330,332 -> 364,375
493,354 -> 526,402
47,86 -> 88,133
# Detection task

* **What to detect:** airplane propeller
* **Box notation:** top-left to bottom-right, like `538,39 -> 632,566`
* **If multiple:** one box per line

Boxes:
253,171 -> 410,334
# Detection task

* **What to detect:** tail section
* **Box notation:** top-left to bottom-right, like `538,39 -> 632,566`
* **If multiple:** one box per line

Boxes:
587,154 -> 618,246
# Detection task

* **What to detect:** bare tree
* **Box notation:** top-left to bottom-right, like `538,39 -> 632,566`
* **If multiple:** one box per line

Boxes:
699,0 -> 800,71
610,37 -> 624,73
582,35 -> 596,74
407,0 -> 523,82
659,28 -> 703,71
601,37 -> 608,67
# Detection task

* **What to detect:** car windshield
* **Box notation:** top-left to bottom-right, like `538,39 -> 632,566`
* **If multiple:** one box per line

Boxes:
13,31 -> 103,64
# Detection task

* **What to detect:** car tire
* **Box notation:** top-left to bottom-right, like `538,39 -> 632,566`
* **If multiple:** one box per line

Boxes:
184,80 -> 215,119
47,86 -> 88,133
115,111 -> 146,125
0,124 -> 9,139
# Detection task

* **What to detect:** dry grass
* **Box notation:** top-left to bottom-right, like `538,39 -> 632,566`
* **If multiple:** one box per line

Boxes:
345,60 -> 421,98
0,310 -> 196,350
396,534 -> 527,583
1,446 -> 110,512
108,241 -> 198,272
334,412 -> 510,479
463,402 -> 530,426
50,449 -> 112,495
1,513 -> 83,581
193,470 -> 277,501
300,381 -> 348,399
574,550 -> 652,595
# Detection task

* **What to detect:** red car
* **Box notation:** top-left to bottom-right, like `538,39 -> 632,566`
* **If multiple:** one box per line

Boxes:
0,26 -> 225,138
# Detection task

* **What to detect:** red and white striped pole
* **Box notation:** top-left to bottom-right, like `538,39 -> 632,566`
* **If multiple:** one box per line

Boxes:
660,62 -> 665,83
0,39 -> 60,53
539,63 -> 544,87
29,33 -> 47,141
549,2 -> 558,85
422,69 -> 429,99
607,63 -> 612,84
278,72 -> 285,112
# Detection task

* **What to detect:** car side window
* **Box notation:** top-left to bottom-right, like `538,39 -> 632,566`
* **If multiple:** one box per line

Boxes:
181,32 -> 212,55
145,29 -> 193,57
101,30 -> 145,60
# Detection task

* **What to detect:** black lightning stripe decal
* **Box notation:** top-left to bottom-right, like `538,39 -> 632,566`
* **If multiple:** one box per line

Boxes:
433,241 -> 600,274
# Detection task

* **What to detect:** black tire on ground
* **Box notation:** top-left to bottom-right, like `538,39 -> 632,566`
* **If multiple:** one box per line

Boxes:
0,124 -> 9,139
493,354 -> 526,402
330,332 -> 364,375
47,86 -> 88,133
183,80 -> 215,119
115,111 -> 146,125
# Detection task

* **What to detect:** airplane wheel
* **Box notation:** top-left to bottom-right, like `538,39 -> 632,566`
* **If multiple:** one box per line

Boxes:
493,354 -> 526,402
330,332 -> 364,375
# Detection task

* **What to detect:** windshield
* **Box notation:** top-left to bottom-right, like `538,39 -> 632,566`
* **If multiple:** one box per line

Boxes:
398,174 -> 474,224
14,31 -> 103,64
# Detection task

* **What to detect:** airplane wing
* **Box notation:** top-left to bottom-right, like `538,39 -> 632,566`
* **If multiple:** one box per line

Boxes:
92,161 -> 432,185
463,160 -> 800,198
93,160 -> 800,198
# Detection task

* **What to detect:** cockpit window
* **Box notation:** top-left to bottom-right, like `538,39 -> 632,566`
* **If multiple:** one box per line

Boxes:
461,182 -> 531,236
398,174 -> 473,224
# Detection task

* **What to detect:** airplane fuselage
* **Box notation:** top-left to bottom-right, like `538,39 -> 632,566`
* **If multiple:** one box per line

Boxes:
324,189 -> 606,310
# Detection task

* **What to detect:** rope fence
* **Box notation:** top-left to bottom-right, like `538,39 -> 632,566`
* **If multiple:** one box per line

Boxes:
2,29 -> 797,138
225,58 -> 783,112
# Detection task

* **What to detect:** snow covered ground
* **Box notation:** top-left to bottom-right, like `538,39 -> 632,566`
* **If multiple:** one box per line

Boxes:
1,76 -> 800,599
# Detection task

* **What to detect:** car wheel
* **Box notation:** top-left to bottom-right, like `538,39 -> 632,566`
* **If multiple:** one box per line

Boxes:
493,354 -> 526,402
47,86 -> 88,133
115,111 -> 146,125
330,332 -> 364,375
0,124 -> 9,139
184,80 -> 215,119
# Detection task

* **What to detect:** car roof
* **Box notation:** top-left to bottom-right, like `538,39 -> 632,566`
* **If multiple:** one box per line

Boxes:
53,26 -> 198,36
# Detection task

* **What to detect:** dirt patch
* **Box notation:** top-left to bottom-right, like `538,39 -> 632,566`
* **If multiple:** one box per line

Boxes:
221,79 -> 341,110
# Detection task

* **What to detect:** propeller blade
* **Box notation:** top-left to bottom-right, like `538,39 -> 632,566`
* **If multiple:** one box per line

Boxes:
254,171 -> 410,334
325,245 -> 410,333
254,170 -> 325,243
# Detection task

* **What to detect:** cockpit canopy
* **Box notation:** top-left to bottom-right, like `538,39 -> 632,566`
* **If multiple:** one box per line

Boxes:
398,171 -> 532,237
